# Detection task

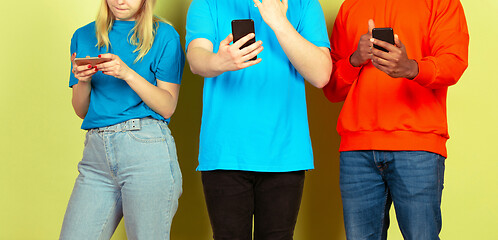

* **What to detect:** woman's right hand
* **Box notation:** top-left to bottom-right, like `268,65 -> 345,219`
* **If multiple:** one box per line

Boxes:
71,53 -> 98,83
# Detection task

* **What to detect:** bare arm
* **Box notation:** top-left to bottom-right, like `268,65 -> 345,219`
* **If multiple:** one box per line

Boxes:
95,53 -> 180,119
187,34 -> 263,78
253,0 -> 332,88
72,82 -> 92,119
125,73 -> 180,119
70,53 -> 97,119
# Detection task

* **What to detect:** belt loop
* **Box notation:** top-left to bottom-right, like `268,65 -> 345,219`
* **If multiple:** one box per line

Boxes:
129,119 -> 141,131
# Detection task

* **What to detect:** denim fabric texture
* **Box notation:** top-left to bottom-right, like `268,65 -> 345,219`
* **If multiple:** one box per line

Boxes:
60,117 -> 182,240
339,151 -> 445,240
201,170 -> 305,240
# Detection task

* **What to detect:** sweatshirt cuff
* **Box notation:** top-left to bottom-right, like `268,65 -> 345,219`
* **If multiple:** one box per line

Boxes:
412,59 -> 436,87
337,57 -> 362,84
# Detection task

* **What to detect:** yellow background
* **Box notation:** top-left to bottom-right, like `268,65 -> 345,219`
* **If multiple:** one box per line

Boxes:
1,0 -> 496,239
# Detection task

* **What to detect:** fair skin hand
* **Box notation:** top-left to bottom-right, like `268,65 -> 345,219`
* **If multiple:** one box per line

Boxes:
253,0 -> 331,88
370,35 -> 419,79
187,33 -> 264,78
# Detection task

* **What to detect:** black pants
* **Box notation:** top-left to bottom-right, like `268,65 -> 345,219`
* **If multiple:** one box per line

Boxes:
201,170 -> 305,240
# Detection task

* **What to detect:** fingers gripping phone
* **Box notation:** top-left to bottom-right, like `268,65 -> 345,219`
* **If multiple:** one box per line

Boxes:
372,28 -> 395,52
74,57 -> 111,66
231,19 -> 257,61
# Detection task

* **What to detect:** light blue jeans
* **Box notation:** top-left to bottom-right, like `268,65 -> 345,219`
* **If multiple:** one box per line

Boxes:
60,117 -> 182,240
340,151 -> 445,240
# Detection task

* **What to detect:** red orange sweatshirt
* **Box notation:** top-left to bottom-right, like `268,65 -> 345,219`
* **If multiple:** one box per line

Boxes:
323,0 -> 469,157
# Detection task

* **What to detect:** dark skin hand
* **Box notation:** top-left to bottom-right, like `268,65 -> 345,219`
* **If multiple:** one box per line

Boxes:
370,34 -> 419,79
350,19 -> 419,79
350,19 -> 376,68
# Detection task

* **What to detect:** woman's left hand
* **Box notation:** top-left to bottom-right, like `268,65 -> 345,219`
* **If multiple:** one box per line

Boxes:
95,53 -> 136,81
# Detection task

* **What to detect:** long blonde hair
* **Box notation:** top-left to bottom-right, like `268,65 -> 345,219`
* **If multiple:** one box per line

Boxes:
95,0 -> 163,63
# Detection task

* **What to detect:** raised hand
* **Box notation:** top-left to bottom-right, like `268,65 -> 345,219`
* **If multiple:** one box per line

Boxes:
350,19 -> 375,67
253,0 -> 288,29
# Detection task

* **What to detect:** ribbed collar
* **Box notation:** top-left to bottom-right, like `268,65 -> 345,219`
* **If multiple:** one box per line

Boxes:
112,20 -> 136,31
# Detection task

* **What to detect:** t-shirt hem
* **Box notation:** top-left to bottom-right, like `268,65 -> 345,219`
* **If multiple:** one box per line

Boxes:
196,164 -> 314,172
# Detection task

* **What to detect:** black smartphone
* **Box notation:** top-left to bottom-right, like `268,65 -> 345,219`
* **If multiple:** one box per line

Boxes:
372,28 -> 395,52
231,19 -> 257,61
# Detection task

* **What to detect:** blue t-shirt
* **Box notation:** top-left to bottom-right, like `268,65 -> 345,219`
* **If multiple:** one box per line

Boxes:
186,0 -> 330,172
69,20 -> 185,129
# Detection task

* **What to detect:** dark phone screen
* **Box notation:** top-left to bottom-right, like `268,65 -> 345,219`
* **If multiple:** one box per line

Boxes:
372,28 -> 394,52
231,19 -> 257,60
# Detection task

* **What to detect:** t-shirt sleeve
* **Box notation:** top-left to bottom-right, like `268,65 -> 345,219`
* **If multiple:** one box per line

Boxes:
156,30 -> 185,84
69,32 -> 79,88
296,0 -> 330,49
185,0 -> 216,50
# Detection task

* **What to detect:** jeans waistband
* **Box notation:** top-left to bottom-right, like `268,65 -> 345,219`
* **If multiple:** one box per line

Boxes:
90,117 -> 162,133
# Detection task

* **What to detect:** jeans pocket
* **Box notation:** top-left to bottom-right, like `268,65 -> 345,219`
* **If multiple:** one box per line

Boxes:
126,122 -> 167,143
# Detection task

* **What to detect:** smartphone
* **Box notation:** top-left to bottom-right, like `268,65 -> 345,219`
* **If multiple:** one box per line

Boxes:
74,57 -> 111,66
231,19 -> 257,61
372,28 -> 394,52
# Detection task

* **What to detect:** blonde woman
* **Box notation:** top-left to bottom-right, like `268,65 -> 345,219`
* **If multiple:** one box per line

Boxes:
60,0 -> 184,239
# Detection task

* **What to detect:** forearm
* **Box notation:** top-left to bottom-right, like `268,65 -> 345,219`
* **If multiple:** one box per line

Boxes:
187,47 -> 224,78
271,20 -> 332,88
124,72 -> 178,119
71,81 -> 91,119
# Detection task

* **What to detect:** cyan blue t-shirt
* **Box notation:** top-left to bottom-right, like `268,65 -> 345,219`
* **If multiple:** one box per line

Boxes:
69,20 -> 185,129
186,0 -> 330,172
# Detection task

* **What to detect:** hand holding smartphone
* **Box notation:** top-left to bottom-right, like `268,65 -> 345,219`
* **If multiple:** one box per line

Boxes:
372,28 -> 395,52
231,19 -> 257,61
74,57 -> 112,66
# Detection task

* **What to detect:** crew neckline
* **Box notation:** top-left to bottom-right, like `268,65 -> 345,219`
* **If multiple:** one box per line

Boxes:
112,20 -> 136,30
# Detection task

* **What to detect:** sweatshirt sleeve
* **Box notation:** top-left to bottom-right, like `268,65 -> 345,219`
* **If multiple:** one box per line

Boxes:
412,0 -> 469,89
323,5 -> 362,103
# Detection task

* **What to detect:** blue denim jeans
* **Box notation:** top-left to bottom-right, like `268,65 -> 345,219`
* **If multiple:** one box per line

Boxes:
60,118 -> 182,240
339,151 -> 445,240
